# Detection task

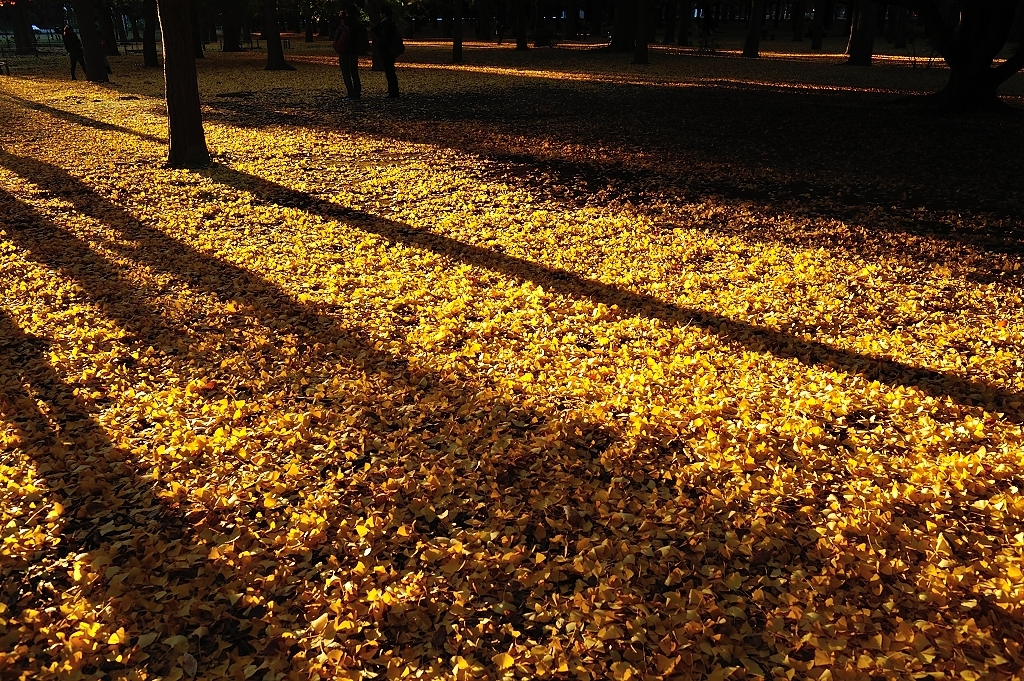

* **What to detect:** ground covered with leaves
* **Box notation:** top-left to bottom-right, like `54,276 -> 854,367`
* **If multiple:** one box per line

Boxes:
2,43 -> 1024,681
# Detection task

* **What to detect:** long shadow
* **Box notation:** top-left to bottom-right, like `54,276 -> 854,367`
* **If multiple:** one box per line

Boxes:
0,92 -> 167,145
4,154 -> 1024,677
0,155 -> 612,676
195,161 -> 1024,420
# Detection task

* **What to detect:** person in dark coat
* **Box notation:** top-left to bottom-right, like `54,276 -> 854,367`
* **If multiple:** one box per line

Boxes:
336,6 -> 363,99
62,26 -> 87,80
371,5 -> 400,98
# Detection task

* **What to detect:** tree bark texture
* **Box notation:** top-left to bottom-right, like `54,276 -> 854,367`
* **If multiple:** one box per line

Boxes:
263,0 -> 294,69
743,0 -> 765,55
845,0 -> 876,65
155,0 -> 209,167
143,0 -> 160,66
71,0 -> 110,81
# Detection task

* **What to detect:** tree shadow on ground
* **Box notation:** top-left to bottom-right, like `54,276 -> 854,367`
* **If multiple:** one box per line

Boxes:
198,160 -> 1024,419
3,150 -> 1024,678
198,77 -> 1024,263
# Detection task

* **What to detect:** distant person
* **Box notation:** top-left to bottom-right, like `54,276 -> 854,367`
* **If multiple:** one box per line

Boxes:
371,5 -> 401,98
334,6 -> 363,99
496,20 -> 505,45
62,25 -> 87,80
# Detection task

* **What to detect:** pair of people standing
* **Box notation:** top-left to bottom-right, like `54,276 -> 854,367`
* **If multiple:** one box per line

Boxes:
334,5 -> 400,100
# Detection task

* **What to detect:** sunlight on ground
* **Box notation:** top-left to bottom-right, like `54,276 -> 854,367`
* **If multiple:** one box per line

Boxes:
1,45 -> 1023,680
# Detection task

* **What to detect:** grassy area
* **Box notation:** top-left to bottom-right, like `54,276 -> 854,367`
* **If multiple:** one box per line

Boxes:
2,43 -> 1024,680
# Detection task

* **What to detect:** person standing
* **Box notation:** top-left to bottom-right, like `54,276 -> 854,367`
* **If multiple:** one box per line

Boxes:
371,5 -> 400,98
62,25 -> 88,80
335,6 -> 363,100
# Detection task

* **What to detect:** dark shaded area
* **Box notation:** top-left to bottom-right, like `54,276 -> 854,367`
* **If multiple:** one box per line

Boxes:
195,73 -> 1024,263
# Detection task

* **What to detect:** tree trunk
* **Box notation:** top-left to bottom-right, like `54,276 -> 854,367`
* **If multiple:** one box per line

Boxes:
678,1 -> 692,43
610,0 -> 634,49
515,0 -> 529,49
845,0 -> 875,65
222,0 -> 242,51
263,0 -> 294,69
791,0 -> 804,39
10,4 -> 37,54
71,0 -> 110,81
663,0 -> 677,42
185,0 -> 203,57
810,0 -> 823,48
633,0 -> 649,61
893,4 -> 906,49
155,0 -> 209,167
742,0 -> 765,56
143,0 -> 161,66
304,13 -> 315,41
98,3 -> 122,54
114,12 -> 129,42
454,0 -> 464,60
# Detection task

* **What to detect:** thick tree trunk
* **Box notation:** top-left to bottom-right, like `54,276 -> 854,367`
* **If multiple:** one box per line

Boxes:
663,0 -> 677,42
263,0 -> 294,69
743,0 -> 765,56
791,0 -> 804,39
927,67 -> 1002,111
143,0 -> 161,66
610,0 -> 635,49
454,0 -> 464,61
515,0 -> 529,49
155,0 -> 209,167
71,0 -> 110,81
810,0 -> 823,48
633,0 -> 649,61
845,0 -> 875,65
10,4 -> 37,54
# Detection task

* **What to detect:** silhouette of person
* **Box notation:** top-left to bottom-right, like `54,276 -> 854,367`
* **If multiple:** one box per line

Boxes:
62,25 -> 87,80
371,5 -> 400,98
336,6 -> 364,99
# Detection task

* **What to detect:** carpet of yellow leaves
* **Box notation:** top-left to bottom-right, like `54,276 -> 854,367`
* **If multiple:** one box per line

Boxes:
2,44 -> 1024,681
